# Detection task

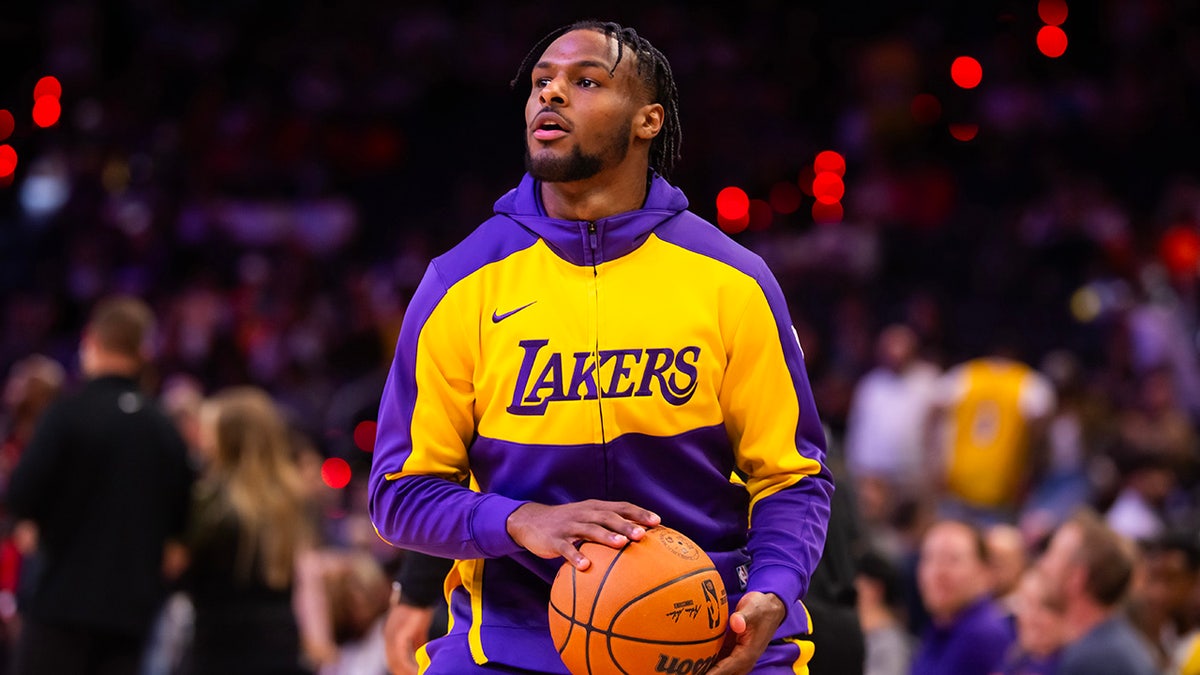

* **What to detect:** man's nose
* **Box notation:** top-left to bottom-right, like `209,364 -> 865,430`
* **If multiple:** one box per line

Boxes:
540,75 -> 567,106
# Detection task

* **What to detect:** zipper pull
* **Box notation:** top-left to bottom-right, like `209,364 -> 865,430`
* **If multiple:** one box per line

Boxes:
587,221 -> 598,252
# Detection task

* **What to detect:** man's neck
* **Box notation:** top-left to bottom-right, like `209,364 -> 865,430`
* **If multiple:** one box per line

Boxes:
1063,600 -> 1116,643
540,166 -> 649,221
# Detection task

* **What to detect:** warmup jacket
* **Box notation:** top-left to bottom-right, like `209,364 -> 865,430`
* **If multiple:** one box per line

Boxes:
368,172 -> 834,673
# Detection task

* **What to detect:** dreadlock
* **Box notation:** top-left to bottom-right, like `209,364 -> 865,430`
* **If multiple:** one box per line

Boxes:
511,19 -> 683,179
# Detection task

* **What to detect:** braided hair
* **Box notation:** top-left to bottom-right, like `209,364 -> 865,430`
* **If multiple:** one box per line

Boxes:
511,20 -> 682,179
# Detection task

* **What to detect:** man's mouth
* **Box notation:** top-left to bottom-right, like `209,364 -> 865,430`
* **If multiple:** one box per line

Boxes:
531,112 -> 570,141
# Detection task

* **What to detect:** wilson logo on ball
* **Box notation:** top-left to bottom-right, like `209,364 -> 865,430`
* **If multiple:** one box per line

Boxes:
654,653 -> 718,674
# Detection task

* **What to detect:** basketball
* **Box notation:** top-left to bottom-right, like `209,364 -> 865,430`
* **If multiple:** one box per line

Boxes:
548,525 -> 728,675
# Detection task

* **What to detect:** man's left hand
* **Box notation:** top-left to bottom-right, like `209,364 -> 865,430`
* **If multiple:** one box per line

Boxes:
707,591 -> 787,675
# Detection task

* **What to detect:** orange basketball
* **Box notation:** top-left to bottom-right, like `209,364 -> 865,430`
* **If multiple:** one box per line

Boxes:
548,526 -> 728,675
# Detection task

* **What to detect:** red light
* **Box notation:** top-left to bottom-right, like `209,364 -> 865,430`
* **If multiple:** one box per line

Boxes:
949,123 -> 979,141
32,96 -> 61,128
812,172 -> 845,205
951,56 -> 983,89
1038,0 -> 1068,26
1161,226 -> 1200,276
0,174 -> 12,189
353,420 -> 377,452
33,76 -> 62,101
769,181 -> 803,215
812,201 -> 843,225
1037,26 -> 1068,58
797,166 -> 816,197
0,110 -> 13,141
813,150 -> 845,177
717,212 -> 750,234
748,199 -> 773,231
716,186 -> 750,221
321,457 -> 352,489
911,94 -> 942,125
0,145 -> 16,177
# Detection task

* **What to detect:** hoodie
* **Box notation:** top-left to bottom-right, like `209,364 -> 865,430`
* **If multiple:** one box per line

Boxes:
368,172 -> 833,672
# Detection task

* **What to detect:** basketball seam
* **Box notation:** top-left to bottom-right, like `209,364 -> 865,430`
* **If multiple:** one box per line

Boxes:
604,567 -> 725,673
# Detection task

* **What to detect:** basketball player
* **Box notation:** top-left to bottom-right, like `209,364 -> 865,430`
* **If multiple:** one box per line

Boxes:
368,20 -> 833,674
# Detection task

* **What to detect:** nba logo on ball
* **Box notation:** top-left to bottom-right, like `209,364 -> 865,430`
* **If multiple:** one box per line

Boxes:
549,526 -> 729,675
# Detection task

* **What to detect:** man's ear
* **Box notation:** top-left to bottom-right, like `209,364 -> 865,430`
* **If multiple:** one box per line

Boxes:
635,103 -> 664,140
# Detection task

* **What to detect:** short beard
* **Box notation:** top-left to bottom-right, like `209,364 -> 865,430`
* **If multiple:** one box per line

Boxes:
525,145 -> 604,183
523,120 -> 631,183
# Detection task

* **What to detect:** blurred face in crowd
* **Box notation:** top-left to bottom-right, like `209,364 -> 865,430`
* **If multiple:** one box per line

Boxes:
987,524 -> 1028,598
1142,547 -> 1197,624
524,29 -> 655,183
918,521 -> 991,624
1013,569 -> 1067,657
876,324 -> 917,372
1037,521 -> 1083,610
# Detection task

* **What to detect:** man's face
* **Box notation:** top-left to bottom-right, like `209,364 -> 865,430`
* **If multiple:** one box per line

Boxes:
524,29 -> 645,183
917,522 -> 990,623
1036,522 -> 1082,609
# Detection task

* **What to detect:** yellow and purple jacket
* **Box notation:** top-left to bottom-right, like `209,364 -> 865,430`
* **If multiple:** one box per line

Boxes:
368,172 -> 833,672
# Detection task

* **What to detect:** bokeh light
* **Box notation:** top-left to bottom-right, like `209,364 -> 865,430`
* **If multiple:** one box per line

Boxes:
716,186 -> 750,222
951,56 -> 983,89
1160,225 -> 1200,277
1038,0 -> 1068,26
0,145 -> 17,177
949,123 -> 979,141
0,110 -> 13,141
717,212 -> 750,234
813,150 -> 846,177
797,165 -> 816,197
812,200 -> 843,225
748,199 -> 773,231
321,457 -> 352,489
911,93 -> 942,125
1037,25 -> 1068,58
769,181 -> 803,214
353,420 -> 377,452
812,172 -> 845,205
33,76 -> 62,101
32,96 -> 61,128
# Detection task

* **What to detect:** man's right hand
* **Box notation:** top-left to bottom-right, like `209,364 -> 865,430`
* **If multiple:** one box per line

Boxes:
505,500 -> 661,570
384,602 -> 436,675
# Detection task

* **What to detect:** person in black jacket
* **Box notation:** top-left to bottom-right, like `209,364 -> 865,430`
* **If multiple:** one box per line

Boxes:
7,295 -> 194,675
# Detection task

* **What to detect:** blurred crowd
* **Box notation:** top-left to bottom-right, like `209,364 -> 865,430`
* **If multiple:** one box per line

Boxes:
1,0 -> 1200,673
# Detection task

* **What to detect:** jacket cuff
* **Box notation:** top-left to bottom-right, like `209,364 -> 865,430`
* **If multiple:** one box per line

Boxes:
746,564 -> 804,622
470,493 -> 528,558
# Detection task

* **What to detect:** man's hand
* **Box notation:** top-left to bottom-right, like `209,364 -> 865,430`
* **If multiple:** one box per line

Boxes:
506,500 -> 661,570
384,602 -> 436,675
708,592 -> 787,675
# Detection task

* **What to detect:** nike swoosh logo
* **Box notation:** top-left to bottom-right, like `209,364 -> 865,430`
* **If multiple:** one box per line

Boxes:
492,301 -> 536,323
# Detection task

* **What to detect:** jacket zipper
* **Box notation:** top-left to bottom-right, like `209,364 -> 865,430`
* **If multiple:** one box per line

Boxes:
587,221 -> 610,492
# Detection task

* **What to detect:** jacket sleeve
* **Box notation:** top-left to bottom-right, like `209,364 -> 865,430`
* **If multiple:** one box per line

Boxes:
368,261 -> 526,560
720,264 -> 834,608
6,401 -> 69,520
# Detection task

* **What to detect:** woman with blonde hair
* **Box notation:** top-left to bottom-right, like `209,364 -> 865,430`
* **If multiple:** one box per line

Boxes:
185,386 -> 316,674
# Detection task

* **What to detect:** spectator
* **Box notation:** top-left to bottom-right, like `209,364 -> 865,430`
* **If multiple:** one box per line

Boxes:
996,568 -> 1066,675
1105,450 -> 1178,544
6,296 -> 194,675
1035,508 -> 1158,675
910,519 -> 1014,675
986,523 -> 1030,618
184,386 -> 317,674
843,324 -> 940,527
928,352 -> 1056,524
856,550 -> 913,675
1128,531 -> 1200,670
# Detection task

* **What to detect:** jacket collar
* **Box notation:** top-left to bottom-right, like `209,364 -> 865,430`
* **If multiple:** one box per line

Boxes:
493,172 -> 689,267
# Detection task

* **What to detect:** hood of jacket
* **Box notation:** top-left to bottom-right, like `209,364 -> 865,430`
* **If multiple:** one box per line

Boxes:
493,172 -> 690,267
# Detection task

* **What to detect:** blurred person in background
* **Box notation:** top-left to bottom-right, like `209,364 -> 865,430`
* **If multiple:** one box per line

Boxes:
1035,508 -> 1157,675
184,387 -> 317,674
1127,531 -> 1200,671
843,324 -> 940,540
6,296 -> 194,675
995,568 -> 1066,675
0,354 -> 65,668
986,523 -> 1030,620
1105,449 -> 1179,545
383,551 -> 451,675
927,349 -> 1056,525
910,519 -> 1014,675
855,550 -> 913,675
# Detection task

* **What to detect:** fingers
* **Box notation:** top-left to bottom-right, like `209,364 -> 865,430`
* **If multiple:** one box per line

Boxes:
507,500 -> 663,562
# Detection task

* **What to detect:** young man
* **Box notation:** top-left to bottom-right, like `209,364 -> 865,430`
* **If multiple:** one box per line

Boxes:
368,20 -> 833,674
